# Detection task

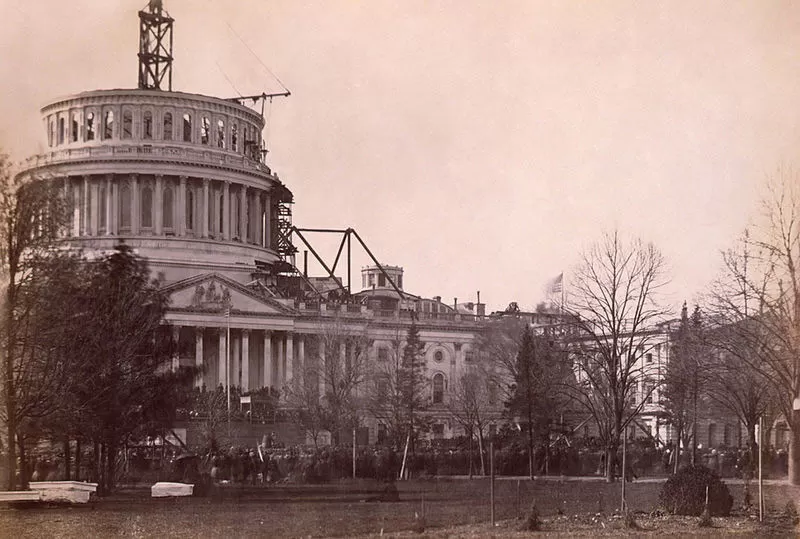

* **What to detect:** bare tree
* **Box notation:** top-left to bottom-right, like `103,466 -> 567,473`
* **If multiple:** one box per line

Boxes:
367,328 -> 407,450
367,322 -> 430,454
705,170 -> 800,482
565,231 -> 668,482
448,361 -> 496,476
703,237 -> 779,469
300,316 -> 372,445
284,360 -> 329,449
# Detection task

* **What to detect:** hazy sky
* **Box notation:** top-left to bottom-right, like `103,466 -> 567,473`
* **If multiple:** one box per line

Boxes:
2,1 -> 800,312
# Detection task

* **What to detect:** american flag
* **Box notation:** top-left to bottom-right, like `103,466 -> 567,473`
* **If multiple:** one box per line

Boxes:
546,273 -> 563,295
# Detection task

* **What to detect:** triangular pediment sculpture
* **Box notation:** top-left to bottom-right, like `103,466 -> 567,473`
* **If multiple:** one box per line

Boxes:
163,273 -> 296,316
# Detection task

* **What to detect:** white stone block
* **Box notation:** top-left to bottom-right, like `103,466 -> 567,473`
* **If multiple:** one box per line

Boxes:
151,482 -> 194,497
29,481 -> 97,504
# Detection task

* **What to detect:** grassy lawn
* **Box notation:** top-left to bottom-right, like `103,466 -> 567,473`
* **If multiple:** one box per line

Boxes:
0,478 -> 796,537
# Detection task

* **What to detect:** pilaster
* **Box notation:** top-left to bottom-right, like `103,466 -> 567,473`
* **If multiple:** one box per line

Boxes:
195,327 -> 204,388
263,331 -> 273,389
178,175 -> 187,236
218,327 -> 227,388
130,173 -> 139,235
155,174 -> 163,235
239,185 -> 247,242
241,329 -> 250,392
202,178 -> 210,238
222,181 -> 230,240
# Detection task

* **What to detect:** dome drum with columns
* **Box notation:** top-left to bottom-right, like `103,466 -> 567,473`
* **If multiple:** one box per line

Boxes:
21,88 -> 290,283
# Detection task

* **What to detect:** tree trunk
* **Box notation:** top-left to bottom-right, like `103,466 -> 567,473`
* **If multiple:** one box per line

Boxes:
789,410 -> 800,485
16,434 -> 28,490
468,429 -> 473,479
5,413 -> 16,490
605,445 -> 615,482
94,441 -> 103,495
4,351 -> 16,490
478,431 -> 486,476
75,439 -> 82,482
106,441 -> 117,494
63,437 -> 71,481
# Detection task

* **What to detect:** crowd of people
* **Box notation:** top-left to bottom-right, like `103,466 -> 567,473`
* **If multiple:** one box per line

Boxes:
8,436 -> 790,487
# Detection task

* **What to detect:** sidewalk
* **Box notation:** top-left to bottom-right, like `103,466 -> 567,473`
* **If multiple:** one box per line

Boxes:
436,474 -> 790,485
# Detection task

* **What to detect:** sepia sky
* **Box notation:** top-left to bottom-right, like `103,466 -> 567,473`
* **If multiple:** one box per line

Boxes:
2,1 -> 800,312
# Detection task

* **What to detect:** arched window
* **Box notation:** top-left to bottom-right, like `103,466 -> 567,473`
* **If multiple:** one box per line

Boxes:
141,185 -> 153,228
48,118 -> 54,147
71,112 -> 79,142
143,111 -> 153,140
122,110 -> 133,139
163,112 -> 173,141
217,119 -> 225,149
104,110 -> 114,140
58,117 -> 65,145
182,113 -> 192,142
433,373 -> 444,404
163,186 -> 174,230
186,189 -> 195,231
119,182 -> 131,230
231,123 -> 238,152
200,116 -> 210,145
86,112 -> 95,141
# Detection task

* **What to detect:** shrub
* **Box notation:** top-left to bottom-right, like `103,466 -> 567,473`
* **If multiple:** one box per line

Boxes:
659,465 -> 733,516
784,500 -> 799,525
519,502 -> 541,531
623,510 -> 640,529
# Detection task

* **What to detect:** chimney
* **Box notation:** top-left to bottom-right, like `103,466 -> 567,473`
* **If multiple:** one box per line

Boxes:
434,296 -> 441,304
454,297 -> 458,310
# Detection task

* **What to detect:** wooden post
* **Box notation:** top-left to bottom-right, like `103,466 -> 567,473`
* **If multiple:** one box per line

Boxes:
758,416 -> 764,522
621,432 -> 627,511
399,433 -> 410,480
352,427 -> 357,479
490,441 -> 495,526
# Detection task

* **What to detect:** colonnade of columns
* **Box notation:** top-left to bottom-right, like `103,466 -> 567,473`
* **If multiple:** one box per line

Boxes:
61,173 -> 273,248
178,327 -> 303,395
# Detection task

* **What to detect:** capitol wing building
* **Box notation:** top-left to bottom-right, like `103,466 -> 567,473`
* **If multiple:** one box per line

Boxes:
17,1 -> 494,446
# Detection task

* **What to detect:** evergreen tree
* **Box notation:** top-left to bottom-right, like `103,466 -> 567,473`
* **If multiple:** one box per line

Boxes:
506,326 -> 570,478
399,320 -> 428,455
64,243 -> 195,493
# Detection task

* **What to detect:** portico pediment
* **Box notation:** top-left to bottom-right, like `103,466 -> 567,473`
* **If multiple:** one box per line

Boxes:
163,273 -> 295,316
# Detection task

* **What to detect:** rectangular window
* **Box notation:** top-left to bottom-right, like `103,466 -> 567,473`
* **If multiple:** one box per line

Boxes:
378,274 -> 386,287
646,353 -> 653,363
377,348 -> 388,361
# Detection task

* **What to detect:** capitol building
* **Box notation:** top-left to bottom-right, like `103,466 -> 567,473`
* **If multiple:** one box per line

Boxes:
17,1 -> 493,446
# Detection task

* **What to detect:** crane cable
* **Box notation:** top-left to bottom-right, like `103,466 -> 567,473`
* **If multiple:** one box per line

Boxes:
224,21 -> 291,95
